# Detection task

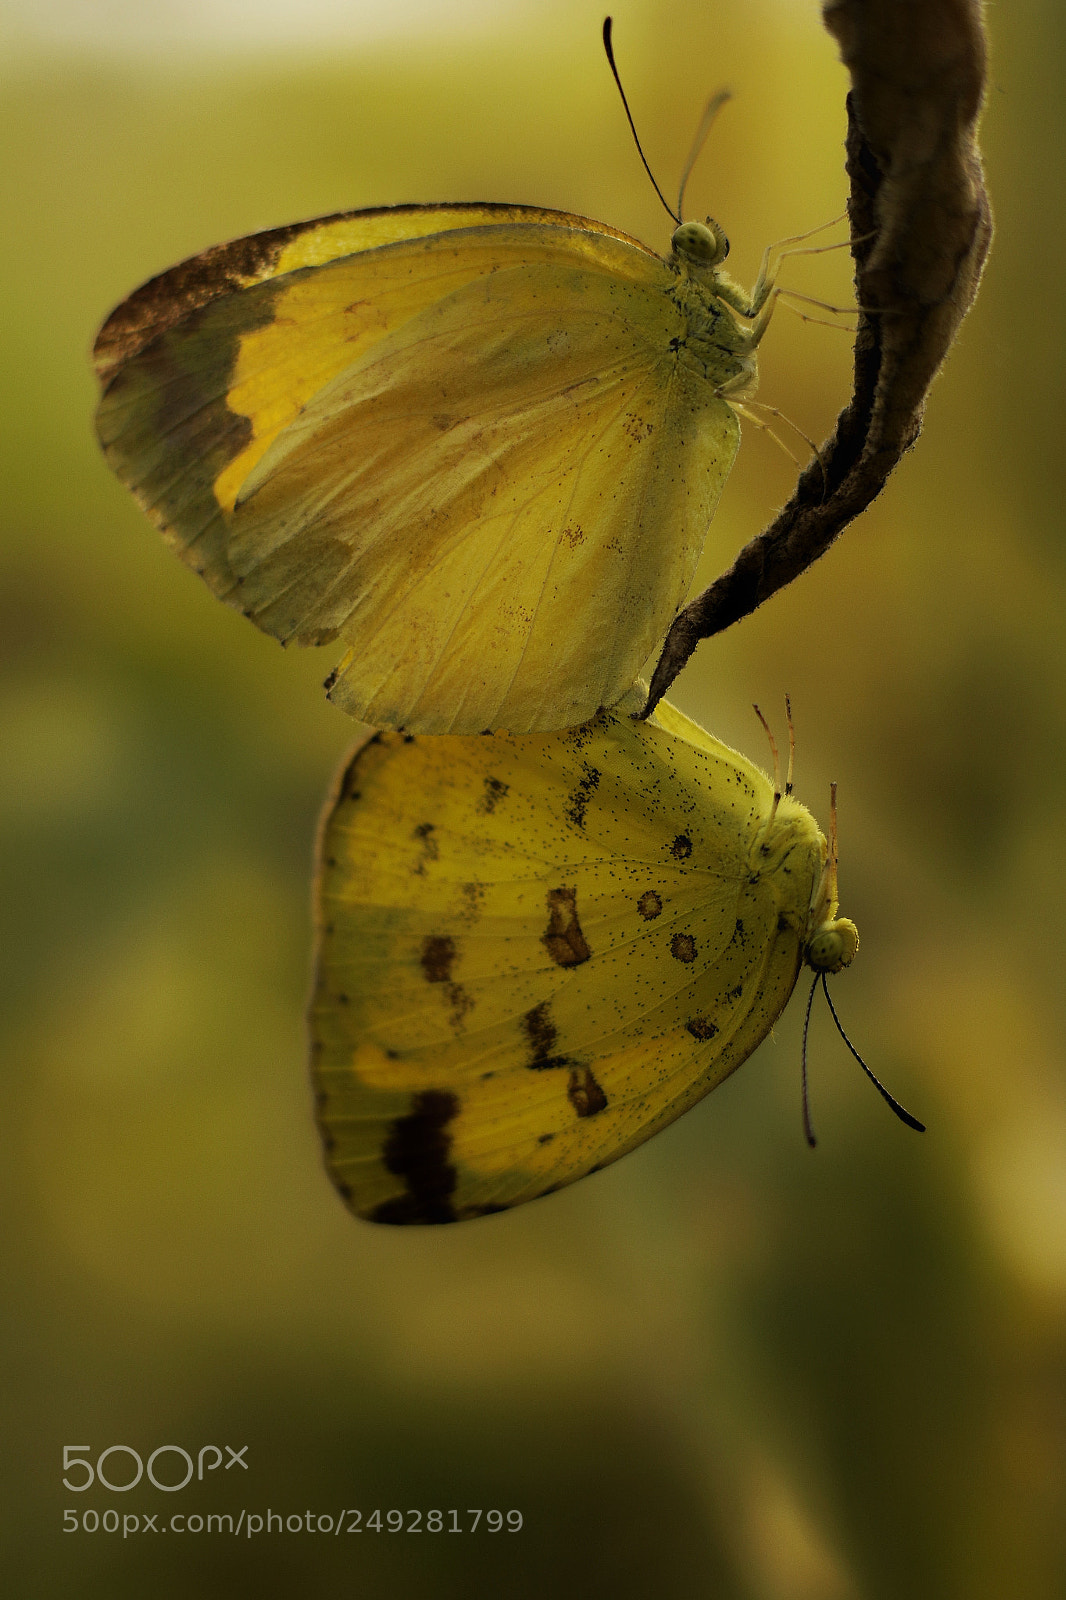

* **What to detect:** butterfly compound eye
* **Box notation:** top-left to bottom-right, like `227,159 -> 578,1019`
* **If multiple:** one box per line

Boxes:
805,917 -> 859,974
671,219 -> 728,266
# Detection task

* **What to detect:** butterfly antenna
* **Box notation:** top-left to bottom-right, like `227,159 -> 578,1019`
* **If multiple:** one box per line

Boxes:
801,974 -> 819,1147
753,703 -> 782,836
603,17 -> 679,225
820,975 -> 926,1132
677,88 -> 731,221
826,780 -> 841,913
784,692 -> 795,797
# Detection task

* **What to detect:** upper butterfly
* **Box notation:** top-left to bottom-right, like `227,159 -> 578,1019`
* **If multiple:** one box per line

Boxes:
93,188 -> 781,734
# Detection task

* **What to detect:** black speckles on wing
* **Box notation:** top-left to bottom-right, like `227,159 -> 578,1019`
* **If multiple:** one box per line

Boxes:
565,762 -> 601,828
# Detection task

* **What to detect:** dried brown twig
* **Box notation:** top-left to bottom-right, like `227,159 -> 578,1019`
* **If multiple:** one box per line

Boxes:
641,0 -> 993,718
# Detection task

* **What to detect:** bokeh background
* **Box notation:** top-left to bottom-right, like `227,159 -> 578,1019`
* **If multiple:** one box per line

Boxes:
3,0 -> 1064,1594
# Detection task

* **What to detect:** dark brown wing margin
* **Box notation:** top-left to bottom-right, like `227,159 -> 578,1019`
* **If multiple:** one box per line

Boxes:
93,202 -> 656,381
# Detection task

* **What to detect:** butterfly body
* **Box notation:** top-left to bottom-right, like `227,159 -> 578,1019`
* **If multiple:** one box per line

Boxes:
311,691 -> 858,1223
95,205 -> 768,734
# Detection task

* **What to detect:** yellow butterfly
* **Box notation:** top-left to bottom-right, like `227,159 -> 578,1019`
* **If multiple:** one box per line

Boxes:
310,689 -> 874,1224
93,168 -> 782,735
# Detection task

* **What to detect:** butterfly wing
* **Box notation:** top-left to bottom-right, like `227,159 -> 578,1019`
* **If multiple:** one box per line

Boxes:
95,206 -> 741,733
93,204 -> 644,381
310,698 -> 825,1222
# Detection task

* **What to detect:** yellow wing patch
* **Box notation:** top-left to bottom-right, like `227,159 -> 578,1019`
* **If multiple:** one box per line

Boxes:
94,202 -> 761,734
310,692 -> 859,1223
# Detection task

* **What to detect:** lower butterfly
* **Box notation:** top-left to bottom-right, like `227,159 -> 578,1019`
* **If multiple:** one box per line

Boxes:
310,689 -> 862,1224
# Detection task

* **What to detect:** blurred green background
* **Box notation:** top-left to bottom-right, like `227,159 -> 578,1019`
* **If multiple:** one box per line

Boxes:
3,0 -> 1064,1594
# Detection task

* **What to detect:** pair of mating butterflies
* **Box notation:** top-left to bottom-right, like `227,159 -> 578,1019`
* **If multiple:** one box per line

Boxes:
94,79 -> 913,1223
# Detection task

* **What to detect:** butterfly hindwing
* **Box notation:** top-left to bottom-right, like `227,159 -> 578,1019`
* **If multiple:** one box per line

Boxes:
311,698 -> 827,1222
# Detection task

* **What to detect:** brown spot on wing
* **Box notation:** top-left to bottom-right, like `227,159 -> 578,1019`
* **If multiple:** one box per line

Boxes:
421,935 -> 455,984
524,1000 -> 556,1057
412,821 -> 439,874
542,886 -> 591,968
522,1004 -> 605,1119
477,775 -> 509,814
523,1001 -> 573,1071
637,890 -> 663,920
567,1066 -> 608,1118
670,933 -> 697,964
420,934 -> 474,1031
372,1088 -> 460,1225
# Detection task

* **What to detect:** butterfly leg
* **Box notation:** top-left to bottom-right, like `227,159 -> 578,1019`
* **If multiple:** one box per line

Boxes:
719,219 -> 860,346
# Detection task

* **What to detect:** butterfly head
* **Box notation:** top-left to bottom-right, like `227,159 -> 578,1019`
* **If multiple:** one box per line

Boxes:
804,779 -> 858,974
805,915 -> 859,974
671,218 -> 730,270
